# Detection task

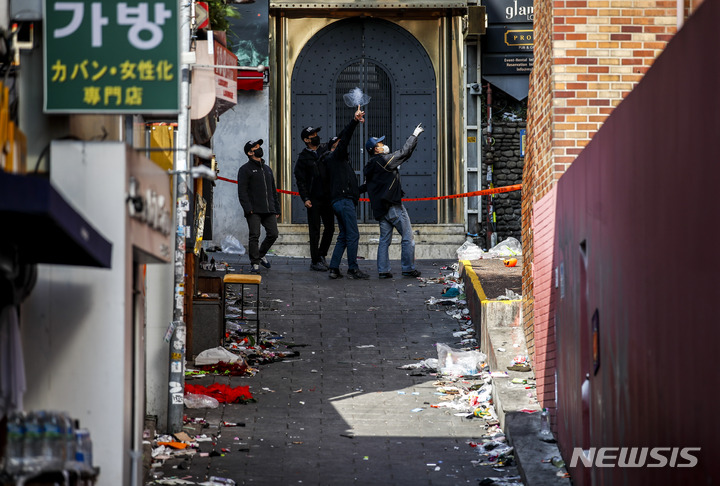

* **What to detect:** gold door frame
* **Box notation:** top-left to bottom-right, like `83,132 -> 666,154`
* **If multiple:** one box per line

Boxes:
269,9 -> 465,224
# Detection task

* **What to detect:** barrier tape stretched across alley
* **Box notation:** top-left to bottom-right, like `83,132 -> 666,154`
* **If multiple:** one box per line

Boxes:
217,176 -> 521,201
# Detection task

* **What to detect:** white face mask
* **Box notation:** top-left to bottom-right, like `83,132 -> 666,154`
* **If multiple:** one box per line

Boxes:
382,145 -> 390,154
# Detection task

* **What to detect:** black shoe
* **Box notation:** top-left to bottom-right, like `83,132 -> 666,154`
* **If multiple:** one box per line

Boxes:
320,256 -> 328,267
347,268 -> 370,280
328,268 -> 343,279
310,262 -> 328,271
250,264 -> 261,273
379,272 -> 393,279
260,256 -> 271,269
402,269 -> 421,277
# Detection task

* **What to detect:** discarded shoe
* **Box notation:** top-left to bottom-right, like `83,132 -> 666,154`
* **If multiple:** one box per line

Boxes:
250,264 -> 261,273
328,268 -> 343,279
402,269 -> 422,277
310,262 -> 328,271
347,268 -> 370,280
260,256 -> 271,269
378,272 -> 393,279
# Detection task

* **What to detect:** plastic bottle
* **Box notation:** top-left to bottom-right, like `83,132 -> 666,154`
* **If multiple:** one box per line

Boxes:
75,428 -> 93,472
60,413 -> 76,469
538,408 -> 555,442
42,411 -> 64,470
5,411 -> 26,474
23,411 -> 45,473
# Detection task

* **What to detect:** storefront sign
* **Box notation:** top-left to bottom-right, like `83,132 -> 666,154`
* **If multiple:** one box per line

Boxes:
482,53 -> 534,75
483,0 -> 534,24
485,25 -> 534,52
44,0 -> 179,113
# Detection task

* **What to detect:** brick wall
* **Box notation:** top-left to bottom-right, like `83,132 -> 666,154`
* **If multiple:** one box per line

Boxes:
522,0 -> 689,421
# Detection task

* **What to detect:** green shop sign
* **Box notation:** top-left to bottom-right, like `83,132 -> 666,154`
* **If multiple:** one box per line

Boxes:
44,0 -> 179,114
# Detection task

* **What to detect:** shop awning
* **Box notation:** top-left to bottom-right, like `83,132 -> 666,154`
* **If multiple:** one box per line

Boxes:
237,70 -> 264,91
0,172 -> 112,268
483,75 -> 529,102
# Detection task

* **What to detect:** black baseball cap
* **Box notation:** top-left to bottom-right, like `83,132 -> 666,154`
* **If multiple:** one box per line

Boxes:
328,136 -> 340,147
300,126 -> 321,140
244,139 -> 263,154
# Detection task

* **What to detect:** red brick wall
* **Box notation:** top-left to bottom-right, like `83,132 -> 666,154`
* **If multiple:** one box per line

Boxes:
529,186 -> 557,425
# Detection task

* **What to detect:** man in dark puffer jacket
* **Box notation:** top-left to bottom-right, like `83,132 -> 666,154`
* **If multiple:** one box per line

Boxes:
237,139 -> 281,273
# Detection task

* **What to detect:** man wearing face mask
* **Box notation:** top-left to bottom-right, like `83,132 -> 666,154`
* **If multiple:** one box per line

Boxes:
237,139 -> 281,273
294,126 -> 334,272
363,123 -> 425,279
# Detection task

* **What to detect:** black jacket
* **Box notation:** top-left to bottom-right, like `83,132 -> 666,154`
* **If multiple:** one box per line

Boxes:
294,143 -> 329,203
321,119 -> 362,205
363,134 -> 419,220
237,158 -> 281,216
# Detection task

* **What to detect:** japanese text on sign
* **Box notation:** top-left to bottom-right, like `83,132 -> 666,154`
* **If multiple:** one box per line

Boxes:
44,0 -> 179,113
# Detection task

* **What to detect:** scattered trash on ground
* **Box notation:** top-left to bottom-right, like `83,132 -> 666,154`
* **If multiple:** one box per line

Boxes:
456,237 -> 523,260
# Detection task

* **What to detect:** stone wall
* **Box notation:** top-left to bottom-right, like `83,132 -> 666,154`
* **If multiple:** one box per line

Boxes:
481,119 -> 526,245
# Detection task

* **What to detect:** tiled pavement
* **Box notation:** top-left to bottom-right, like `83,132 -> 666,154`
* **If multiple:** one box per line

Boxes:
151,254 -> 521,485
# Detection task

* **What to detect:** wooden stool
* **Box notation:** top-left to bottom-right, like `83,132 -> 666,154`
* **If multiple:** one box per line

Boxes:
222,274 -> 262,343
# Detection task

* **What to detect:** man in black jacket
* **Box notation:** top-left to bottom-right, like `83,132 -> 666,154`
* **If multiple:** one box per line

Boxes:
294,125 -> 334,271
237,139 -> 281,273
322,108 -> 369,280
363,123 -> 425,279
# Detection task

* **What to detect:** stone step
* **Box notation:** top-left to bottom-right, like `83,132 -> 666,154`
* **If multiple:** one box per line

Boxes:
272,223 -> 467,260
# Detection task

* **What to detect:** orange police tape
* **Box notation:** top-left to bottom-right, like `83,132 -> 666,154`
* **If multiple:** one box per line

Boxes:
217,176 -> 521,201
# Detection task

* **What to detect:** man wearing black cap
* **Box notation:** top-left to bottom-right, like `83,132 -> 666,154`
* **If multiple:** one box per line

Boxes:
320,108 -> 369,280
294,125 -> 334,271
237,139 -> 281,273
363,123 -> 425,279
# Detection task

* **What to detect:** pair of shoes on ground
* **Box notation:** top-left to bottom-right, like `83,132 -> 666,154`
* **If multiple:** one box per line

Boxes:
310,257 -> 329,272
329,268 -> 370,280
379,270 -> 421,278
250,257 -> 272,273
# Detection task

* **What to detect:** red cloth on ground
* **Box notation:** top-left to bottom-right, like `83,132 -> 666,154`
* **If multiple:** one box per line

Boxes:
185,383 -> 254,403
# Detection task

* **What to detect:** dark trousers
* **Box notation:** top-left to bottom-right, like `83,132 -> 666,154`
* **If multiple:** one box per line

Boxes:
246,213 -> 279,264
307,200 -> 335,263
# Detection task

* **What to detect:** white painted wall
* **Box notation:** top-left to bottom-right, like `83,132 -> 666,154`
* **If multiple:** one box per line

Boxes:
22,143 -> 133,486
207,89 -> 269,251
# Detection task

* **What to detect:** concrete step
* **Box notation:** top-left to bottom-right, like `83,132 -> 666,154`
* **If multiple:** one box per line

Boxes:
272,223 -> 467,260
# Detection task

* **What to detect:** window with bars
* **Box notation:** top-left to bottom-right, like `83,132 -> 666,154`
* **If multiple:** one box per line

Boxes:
335,60 -> 393,222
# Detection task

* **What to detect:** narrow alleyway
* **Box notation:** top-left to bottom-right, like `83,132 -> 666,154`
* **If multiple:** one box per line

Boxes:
148,255 -> 522,485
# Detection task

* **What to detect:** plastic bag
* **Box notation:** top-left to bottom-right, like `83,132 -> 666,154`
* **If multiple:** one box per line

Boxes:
496,289 -> 522,300
436,343 -> 487,376
487,237 -> 522,258
221,235 -> 246,255
184,393 -> 219,409
456,240 -> 485,260
195,346 -> 241,366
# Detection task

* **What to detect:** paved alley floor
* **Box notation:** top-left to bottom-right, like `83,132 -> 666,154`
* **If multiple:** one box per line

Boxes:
149,255 -> 522,486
